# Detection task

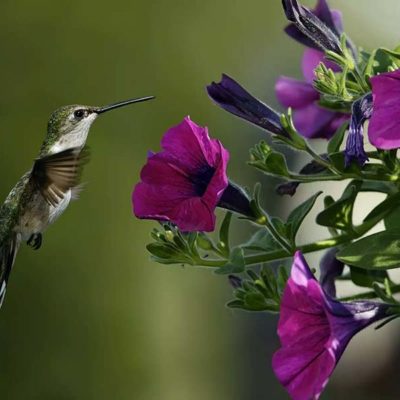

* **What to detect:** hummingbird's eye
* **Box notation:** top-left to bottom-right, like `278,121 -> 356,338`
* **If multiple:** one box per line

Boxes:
74,109 -> 85,119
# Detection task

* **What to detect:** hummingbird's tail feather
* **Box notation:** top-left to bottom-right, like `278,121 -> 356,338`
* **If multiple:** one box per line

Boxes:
0,234 -> 20,308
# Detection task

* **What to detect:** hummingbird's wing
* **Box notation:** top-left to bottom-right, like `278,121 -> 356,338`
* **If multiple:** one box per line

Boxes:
31,147 -> 90,206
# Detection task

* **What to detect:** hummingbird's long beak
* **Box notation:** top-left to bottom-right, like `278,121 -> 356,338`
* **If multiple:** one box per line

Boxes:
95,96 -> 155,114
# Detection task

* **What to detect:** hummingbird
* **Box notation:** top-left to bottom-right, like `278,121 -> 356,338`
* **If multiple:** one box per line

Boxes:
0,96 -> 154,307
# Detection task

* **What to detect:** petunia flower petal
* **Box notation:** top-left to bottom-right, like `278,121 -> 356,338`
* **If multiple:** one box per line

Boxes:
368,69 -> 400,149
301,48 -> 340,83
275,76 -> 319,108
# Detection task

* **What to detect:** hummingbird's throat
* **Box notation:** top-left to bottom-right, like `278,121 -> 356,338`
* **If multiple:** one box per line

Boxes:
49,113 -> 98,154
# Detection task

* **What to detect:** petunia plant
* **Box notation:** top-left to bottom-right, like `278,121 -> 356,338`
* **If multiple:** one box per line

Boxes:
133,1 -> 400,398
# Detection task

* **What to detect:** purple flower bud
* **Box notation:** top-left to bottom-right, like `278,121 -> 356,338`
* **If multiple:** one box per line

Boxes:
285,0 -> 343,50
132,117 -> 229,232
368,69 -> 400,149
282,0 -> 342,54
228,275 -> 243,289
207,74 -> 287,137
273,252 -> 391,400
218,181 -> 255,219
345,93 -> 373,167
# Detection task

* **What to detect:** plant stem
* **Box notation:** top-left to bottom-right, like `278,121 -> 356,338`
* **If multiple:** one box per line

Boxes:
304,145 -> 341,175
256,215 -> 293,254
340,284 -> 400,301
196,209 -> 384,268
197,234 -> 351,268
288,171 -> 396,183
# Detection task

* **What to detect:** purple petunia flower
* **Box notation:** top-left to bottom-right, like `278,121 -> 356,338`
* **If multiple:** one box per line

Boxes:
368,69 -> 400,150
275,48 -> 349,139
272,251 -> 391,400
132,117 -> 229,232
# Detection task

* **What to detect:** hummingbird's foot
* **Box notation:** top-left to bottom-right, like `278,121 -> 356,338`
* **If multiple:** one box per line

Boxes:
27,233 -> 42,250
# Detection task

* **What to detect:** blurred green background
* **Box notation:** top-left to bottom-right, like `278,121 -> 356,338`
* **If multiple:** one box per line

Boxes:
0,0 -> 399,399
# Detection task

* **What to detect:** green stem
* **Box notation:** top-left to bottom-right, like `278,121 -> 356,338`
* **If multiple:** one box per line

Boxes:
196,233 -> 351,268
288,173 -> 396,183
351,68 -> 370,93
340,285 -> 400,301
256,215 -> 293,254
304,145 -> 340,175
196,207 -> 384,268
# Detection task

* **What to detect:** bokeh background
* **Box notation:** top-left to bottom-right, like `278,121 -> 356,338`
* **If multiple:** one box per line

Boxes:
0,0 -> 399,399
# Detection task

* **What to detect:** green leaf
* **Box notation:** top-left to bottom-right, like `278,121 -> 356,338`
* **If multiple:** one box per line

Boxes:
385,206 -> 400,231
337,231 -> 400,269
350,266 -> 388,288
215,247 -> 245,275
316,181 -> 361,231
218,211 -> 232,257
265,152 -> 290,177
241,229 -> 280,252
359,181 -> 396,195
276,265 -> 289,293
270,217 -> 287,238
327,122 -> 348,154
375,48 -> 400,69
146,243 -> 194,265
249,142 -> 290,178
328,152 -> 361,174
226,300 -> 245,309
364,191 -> 400,229
286,191 -> 322,243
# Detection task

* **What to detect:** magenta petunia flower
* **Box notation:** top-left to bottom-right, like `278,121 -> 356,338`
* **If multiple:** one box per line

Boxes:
132,117 -> 229,232
368,69 -> 400,150
275,48 -> 349,139
272,251 -> 390,400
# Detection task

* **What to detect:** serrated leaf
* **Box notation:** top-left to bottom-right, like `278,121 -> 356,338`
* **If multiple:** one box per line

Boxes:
286,191 -> 322,243
215,247 -> 245,275
328,122 -> 348,154
337,231 -> 400,269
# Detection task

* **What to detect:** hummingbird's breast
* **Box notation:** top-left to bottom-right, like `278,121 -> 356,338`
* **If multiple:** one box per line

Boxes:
16,189 -> 72,241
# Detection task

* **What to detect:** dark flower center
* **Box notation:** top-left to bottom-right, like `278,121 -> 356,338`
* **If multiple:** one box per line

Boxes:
192,166 -> 215,196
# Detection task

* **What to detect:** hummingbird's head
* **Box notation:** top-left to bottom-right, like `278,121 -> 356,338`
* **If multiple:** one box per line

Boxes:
43,96 -> 155,155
